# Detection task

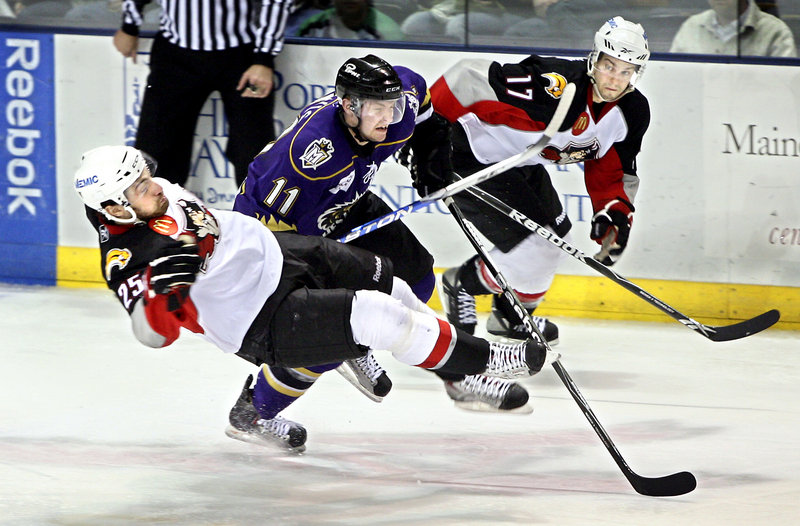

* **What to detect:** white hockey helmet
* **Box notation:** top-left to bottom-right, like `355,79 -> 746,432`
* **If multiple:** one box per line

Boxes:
588,16 -> 650,88
74,145 -> 155,224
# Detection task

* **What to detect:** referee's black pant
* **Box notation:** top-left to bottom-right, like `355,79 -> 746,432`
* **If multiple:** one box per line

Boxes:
135,35 -> 276,187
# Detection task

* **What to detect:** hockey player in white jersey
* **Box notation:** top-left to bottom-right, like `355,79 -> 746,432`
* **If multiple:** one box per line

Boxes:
74,145 -> 557,452
403,16 -> 652,344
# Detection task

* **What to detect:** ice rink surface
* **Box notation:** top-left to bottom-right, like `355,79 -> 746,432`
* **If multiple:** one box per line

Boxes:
1,284 -> 799,525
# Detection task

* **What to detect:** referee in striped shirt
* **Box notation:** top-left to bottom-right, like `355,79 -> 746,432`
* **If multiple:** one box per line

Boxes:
113,0 -> 292,187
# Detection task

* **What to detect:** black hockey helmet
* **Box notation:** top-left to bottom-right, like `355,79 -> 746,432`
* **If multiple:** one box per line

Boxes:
335,54 -> 402,101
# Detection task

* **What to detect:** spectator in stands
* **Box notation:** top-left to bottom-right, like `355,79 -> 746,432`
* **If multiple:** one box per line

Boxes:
401,0 -> 528,43
502,0 -> 616,49
1,0 -> 15,17
296,0 -> 403,40
12,0 -> 71,18
670,0 -> 797,57
64,0 -> 159,26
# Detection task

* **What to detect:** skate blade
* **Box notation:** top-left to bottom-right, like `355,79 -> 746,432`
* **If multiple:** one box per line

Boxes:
224,425 -> 306,454
334,364 -> 384,403
452,400 -> 534,415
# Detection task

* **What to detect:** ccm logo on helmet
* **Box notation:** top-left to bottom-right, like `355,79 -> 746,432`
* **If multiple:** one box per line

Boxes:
75,175 -> 99,188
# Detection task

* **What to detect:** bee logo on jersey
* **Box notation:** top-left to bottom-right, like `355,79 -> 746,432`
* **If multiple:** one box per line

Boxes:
541,73 -> 568,99
301,138 -> 335,170
105,248 -> 132,280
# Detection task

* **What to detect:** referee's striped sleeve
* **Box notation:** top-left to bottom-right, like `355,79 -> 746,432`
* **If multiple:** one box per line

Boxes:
252,0 -> 292,67
120,0 -> 152,35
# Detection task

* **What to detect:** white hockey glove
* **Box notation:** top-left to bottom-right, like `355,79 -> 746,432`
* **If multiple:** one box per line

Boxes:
590,198 -> 634,266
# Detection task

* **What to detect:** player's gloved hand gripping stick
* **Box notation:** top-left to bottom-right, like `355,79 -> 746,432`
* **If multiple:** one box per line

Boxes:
337,83 -> 577,244
462,183 -> 780,342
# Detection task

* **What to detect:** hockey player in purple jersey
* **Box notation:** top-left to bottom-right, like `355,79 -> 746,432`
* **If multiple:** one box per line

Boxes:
73,145 -> 555,451
233,54 -> 536,419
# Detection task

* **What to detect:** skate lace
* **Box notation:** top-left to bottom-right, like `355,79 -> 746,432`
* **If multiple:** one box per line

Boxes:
486,341 -> 528,375
456,289 -> 478,325
354,352 -> 385,384
257,416 -> 293,439
460,374 -> 512,403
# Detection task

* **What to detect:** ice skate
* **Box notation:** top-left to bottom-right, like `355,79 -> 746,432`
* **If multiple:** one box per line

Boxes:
487,309 -> 559,344
335,350 -> 392,402
224,375 -> 307,452
483,339 -> 559,379
438,267 -> 478,334
445,374 -> 533,414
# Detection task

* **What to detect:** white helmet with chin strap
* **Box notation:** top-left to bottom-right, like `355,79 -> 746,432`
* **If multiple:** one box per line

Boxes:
588,16 -> 650,95
74,145 -> 155,224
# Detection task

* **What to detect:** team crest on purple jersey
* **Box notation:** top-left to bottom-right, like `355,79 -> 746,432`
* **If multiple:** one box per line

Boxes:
301,138 -> 335,169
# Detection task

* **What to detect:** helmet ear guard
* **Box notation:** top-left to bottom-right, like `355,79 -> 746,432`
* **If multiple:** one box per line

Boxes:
73,145 -> 157,224
588,16 -> 650,89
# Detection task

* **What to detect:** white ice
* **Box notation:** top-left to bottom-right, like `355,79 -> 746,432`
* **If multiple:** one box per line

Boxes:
1,284 -> 799,525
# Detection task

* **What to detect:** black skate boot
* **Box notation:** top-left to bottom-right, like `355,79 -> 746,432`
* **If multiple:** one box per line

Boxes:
487,295 -> 559,344
438,267 -> 478,334
483,340 -> 559,379
224,375 -> 307,452
335,350 -> 392,402
445,374 -> 532,414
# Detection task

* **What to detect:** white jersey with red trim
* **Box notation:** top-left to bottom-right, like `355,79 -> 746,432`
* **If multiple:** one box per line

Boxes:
90,178 -> 283,353
158,180 -> 283,353
430,55 -> 650,211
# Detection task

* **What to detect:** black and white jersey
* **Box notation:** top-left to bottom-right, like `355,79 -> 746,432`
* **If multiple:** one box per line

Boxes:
87,178 -> 282,353
431,55 -> 651,213
120,0 -> 292,59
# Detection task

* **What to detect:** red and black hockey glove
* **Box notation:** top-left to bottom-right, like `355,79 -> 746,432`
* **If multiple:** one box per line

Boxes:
146,236 -> 202,311
590,198 -> 634,266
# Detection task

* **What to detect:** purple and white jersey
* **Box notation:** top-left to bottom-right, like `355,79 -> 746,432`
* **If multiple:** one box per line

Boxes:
234,66 -> 431,236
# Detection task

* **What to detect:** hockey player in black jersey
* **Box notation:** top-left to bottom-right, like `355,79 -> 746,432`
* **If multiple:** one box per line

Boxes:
73,145 -> 557,451
404,16 -> 652,345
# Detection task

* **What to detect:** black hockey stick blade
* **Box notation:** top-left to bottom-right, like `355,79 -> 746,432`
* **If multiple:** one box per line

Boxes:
701,309 -> 780,342
463,183 -> 781,343
628,470 -> 697,497
448,199 -> 698,498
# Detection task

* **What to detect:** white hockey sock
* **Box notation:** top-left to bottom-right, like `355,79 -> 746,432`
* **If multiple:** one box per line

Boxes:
350,289 -> 454,369
390,276 -> 436,315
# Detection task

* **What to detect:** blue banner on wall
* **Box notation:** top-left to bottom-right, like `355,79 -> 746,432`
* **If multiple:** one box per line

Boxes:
0,32 -> 57,285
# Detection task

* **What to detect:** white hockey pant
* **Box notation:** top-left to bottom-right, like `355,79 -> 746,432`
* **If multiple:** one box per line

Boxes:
478,229 -> 572,306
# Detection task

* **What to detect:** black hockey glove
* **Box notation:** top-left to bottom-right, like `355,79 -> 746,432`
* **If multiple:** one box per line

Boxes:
590,198 -> 634,266
399,112 -> 455,197
146,236 -> 202,309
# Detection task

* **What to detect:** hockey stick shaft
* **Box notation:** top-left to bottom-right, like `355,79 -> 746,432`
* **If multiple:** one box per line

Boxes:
337,82 -> 576,244
444,196 -> 696,497
464,184 -> 779,341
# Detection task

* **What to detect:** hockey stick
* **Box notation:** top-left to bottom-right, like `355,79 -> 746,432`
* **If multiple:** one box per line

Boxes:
337,82 -> 577,244
444,196 -> 697,497
463,184 -> 780,341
